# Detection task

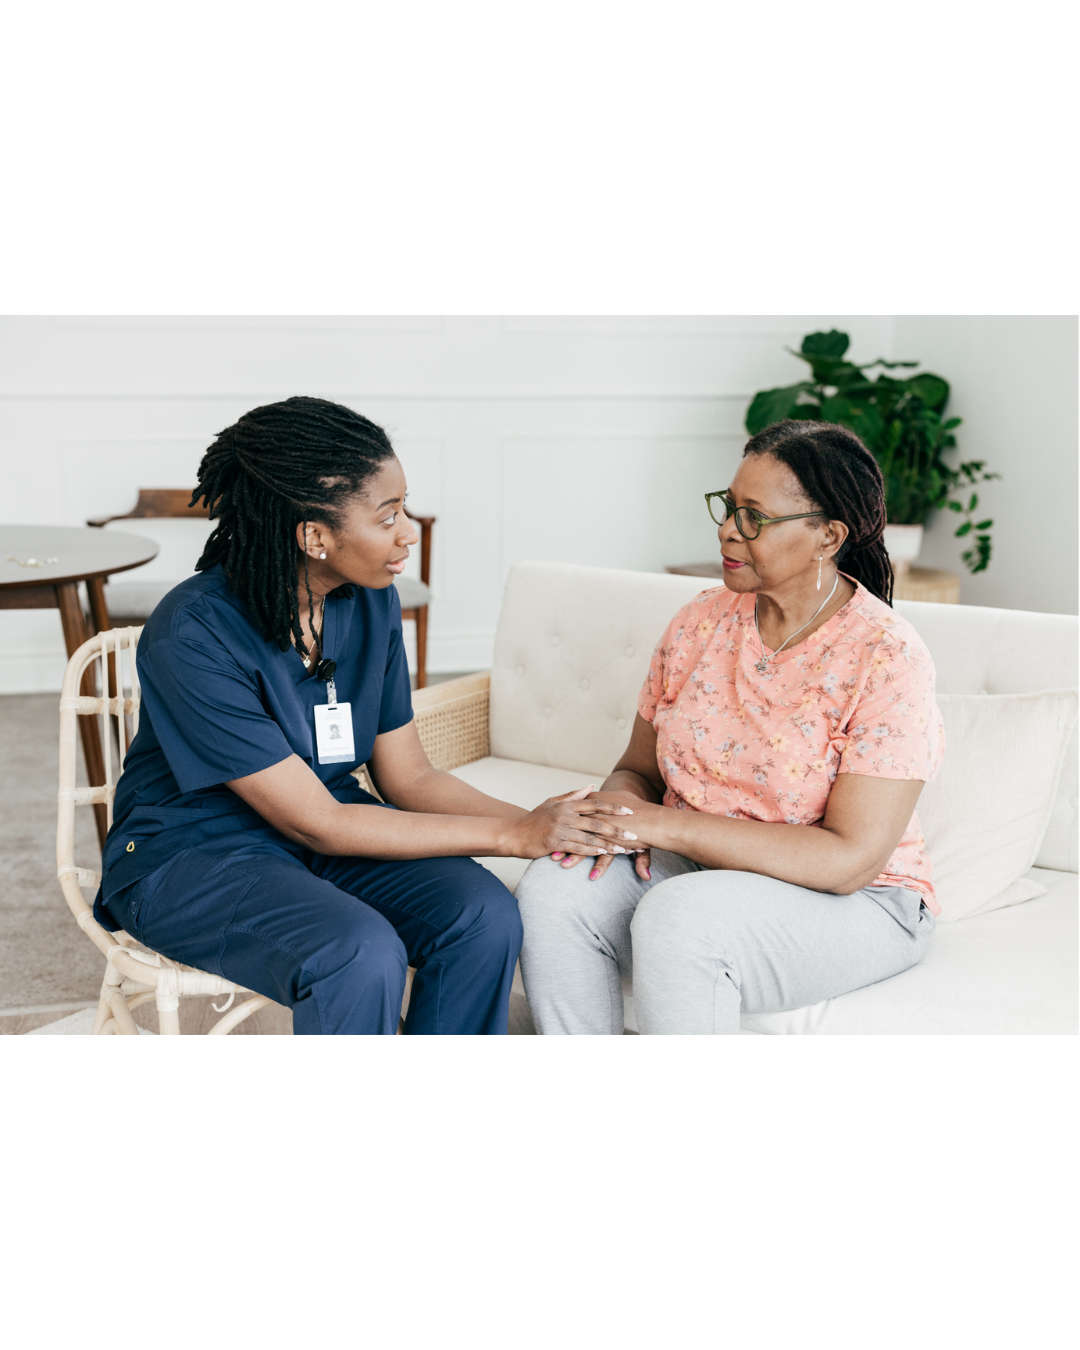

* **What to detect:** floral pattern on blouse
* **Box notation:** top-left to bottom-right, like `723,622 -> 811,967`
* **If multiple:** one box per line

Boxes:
637,580 -> 946,912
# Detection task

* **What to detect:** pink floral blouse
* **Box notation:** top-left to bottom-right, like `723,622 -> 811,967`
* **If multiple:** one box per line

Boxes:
637,579 -> 946,912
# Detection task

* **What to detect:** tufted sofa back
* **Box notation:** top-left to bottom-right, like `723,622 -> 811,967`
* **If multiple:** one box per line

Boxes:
490,562 -> 706,780
489,562 -> 1078,871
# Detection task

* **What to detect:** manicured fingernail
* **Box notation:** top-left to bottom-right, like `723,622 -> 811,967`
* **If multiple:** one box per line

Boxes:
551,852 -> 565,860
611,845 -> 626,853
589,869 -> 600,880
622,832 -> 637,840
620,807 -> 634,814
643,868 -> 651,879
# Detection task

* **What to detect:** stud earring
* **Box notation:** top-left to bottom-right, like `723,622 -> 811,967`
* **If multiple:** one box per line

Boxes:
319,552 -> 327,560
817,555 -> 823,591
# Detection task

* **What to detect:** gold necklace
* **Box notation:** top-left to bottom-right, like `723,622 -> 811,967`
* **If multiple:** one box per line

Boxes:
753,574 -> 839,675
300,599 -> 326,669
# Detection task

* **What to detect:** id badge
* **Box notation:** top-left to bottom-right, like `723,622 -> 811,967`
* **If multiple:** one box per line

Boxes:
314,701 -> 355,764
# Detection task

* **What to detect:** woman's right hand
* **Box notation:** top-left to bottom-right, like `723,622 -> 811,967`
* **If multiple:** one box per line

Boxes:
505,785 -> 639,860
549,788 -> 659,881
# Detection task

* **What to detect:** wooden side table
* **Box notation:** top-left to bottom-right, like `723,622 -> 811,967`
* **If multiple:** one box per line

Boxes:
1,525 -> 159,847
892,567 -> 960,604
665,562 -> 727,580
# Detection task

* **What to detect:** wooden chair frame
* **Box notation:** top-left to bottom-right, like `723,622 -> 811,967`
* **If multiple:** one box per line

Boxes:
401,509 -> 435,689
88,492 -> 436,689
87,488 -> 211,527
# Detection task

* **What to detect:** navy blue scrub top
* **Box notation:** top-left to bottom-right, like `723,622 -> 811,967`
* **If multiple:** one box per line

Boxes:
95,565 -> 413,927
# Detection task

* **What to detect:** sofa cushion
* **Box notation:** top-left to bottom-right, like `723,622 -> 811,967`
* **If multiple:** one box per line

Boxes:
917,689 -> 1078,921
454,759 -> 1078,1035
733,868 -> 1077,1035
893,599 -> 1078,873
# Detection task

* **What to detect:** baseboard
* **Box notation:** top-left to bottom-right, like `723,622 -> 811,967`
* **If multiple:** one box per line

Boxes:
0,650 -> 68,695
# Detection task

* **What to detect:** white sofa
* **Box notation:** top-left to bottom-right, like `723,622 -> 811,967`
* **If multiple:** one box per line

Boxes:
414,561 -> 1078,1034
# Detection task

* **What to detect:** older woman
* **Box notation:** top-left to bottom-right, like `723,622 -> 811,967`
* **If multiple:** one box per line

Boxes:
516,419 -> 945,1034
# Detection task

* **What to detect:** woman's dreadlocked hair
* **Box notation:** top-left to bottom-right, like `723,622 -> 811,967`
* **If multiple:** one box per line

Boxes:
191,396 -> 396,652
743,419 -> 893,605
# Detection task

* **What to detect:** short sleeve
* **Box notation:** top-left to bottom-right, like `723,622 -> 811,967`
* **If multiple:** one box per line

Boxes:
377,593 -> 414,735
137,638 -> 293,793
837,625 -> 946,782
638,645 -> 665,724
637,600 -> 701,726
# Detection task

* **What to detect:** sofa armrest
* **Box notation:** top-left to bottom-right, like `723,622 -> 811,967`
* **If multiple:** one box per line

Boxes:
352,672 -> 491,792
411,671 -> 491,771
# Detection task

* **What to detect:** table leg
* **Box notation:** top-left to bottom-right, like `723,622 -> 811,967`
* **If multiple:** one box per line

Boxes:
55,582 -> 109,849
85,577 -> 118,699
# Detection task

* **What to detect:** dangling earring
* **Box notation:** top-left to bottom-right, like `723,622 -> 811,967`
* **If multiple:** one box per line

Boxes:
817,555 -> 823,591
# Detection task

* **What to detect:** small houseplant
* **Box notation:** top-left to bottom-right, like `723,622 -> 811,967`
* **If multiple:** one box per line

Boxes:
745,329 -> 999,574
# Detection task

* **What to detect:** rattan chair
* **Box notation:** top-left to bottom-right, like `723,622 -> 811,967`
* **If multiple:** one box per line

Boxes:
57,628 -> 447,1035
57,626 -> 280,1035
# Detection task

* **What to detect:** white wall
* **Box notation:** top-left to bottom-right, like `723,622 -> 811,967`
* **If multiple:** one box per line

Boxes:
892,316 -> 1078,615
1,315 -> 1073,694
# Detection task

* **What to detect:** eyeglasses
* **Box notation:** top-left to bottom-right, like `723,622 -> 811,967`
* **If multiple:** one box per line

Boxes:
704,490 -> 825,540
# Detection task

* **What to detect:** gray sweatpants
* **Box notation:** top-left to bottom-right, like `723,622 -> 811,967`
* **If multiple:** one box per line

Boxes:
516,849 -> 936,1034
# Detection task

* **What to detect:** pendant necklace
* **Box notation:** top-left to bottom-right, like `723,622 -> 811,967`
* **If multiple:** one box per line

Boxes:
300,599 -> 326,670
754,574 -> 839,675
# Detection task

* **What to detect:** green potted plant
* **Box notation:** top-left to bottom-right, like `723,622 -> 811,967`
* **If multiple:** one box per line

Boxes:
745,329 -> 999,574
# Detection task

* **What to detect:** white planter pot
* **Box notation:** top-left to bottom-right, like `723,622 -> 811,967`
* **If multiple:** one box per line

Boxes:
883,523 -> 924,576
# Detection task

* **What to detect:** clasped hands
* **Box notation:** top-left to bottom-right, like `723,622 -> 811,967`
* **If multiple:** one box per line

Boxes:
545,788 -> 663,882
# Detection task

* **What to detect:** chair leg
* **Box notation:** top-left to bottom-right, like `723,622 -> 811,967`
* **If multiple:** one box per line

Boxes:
91,989 -> 113,1035
107,987 -> 140,1035
415,604 -> 428,690
157,994 -> 181,1035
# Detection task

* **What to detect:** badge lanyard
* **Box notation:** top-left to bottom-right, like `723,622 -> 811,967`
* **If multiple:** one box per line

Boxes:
312,658 -> 355,765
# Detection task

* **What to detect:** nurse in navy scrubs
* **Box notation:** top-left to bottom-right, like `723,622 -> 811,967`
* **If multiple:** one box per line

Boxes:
95,396 -> 634,1034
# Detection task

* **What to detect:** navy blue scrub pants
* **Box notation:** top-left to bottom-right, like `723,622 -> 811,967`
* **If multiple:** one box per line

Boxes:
102,829 -> 523,1034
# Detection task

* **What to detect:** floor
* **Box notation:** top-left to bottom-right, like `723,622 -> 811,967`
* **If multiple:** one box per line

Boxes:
1,679 -> 539,1035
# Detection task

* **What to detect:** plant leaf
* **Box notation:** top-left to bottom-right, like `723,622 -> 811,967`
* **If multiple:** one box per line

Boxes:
908,373 -> 950,410
833,399 -> 886,447
955,521 -> 972,537
948,500 -> 963,511
745,383 -> 814,435
800,330 -> 849,360
975,519 -> 993,530
968,493 -> 978,511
